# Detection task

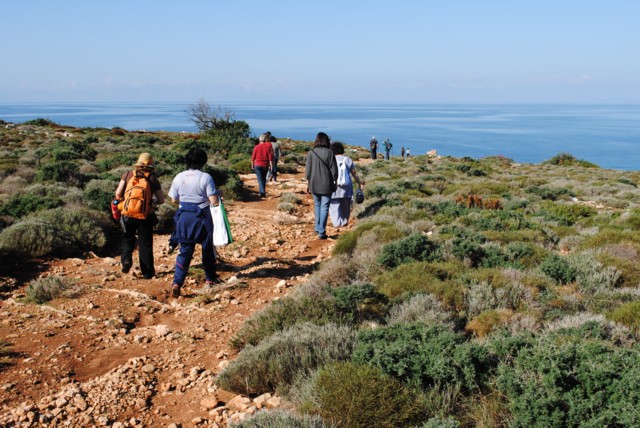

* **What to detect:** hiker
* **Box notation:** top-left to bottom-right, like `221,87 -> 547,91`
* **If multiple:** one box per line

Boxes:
406,148 -> 411,157
251,133 -> 274,198
384,138 -> 393,160
168,148 -> 221,297
401,146 -> 405,157
114,152 -> 165,279
329,142 -> 364,228
269,135 -> 281,182
305,132 -> 338,239
369,136 -> 378,160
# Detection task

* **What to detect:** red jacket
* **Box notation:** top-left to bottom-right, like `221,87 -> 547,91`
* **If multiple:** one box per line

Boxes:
251,142 -> 274,168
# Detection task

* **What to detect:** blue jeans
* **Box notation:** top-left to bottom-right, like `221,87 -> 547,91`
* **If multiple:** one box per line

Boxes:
255,166 -> 268,195
271,157 -> 279,181
312,194 -> 331,237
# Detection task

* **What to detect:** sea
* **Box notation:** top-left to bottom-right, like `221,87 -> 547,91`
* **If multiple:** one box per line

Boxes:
1,103 -> 639,171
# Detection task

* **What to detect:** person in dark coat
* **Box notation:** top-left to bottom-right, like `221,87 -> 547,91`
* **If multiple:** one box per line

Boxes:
305,132 -> 338,239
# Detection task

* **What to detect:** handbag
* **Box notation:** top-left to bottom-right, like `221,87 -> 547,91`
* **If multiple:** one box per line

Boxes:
211,201 -> 233,247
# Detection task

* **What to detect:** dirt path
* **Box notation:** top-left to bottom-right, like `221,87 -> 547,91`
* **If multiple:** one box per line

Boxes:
0,168 -> 347,427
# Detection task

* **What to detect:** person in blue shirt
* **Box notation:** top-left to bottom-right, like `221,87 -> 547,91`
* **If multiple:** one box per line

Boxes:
168,148 -> 221,297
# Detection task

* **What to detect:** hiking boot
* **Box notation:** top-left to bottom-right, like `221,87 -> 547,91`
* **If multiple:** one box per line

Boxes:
171,283 -> 181,298
205,277 -> 224,288
143,273 -> 154,280
121,262 -> 132,274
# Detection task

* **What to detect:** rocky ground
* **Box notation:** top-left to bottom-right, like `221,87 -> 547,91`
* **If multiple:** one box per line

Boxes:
0,167 -> 351,427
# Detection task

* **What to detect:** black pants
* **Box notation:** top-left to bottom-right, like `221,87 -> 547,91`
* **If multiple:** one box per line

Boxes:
121,216 -> 155,277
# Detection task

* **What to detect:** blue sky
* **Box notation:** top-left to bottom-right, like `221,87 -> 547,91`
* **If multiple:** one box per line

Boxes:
2,1 -> 639,103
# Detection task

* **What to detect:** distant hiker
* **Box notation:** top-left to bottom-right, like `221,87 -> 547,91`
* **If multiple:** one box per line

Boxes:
370,136 -> 378,160
168,148 -> 221,297
329,142 -> 364,228
305,132 -> 338,239
401,146 -> 405,157
384,138 -> 393,160
251,133 -> 274,198
269,135 -> 281,182
114,152 -> 164,279
406,148 -> 411,157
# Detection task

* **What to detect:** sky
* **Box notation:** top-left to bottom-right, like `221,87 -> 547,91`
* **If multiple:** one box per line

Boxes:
2,1 -> 640,104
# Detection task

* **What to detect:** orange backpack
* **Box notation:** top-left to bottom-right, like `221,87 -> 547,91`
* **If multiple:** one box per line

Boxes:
121,170 -> 153,219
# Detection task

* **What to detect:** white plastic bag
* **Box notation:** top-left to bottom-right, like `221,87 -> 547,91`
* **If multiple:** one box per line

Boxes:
211,202 -> 233,247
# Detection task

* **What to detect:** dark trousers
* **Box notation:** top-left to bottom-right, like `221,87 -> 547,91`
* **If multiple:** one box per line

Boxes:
122,216 -> 155,277
174,241 -> 217,286
370,148 -> 377,159
255,165 -> 268,195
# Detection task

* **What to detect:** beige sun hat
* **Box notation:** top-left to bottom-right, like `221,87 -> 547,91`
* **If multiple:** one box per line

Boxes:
134,152 -> 155,169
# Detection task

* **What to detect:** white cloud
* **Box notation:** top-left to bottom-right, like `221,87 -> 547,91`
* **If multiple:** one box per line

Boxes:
569,74 -> 593,85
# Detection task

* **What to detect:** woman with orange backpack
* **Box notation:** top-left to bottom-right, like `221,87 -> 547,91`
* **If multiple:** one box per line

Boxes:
114,152 -> 164,279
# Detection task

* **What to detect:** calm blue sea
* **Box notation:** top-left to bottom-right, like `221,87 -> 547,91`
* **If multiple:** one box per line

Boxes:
1,103 -> 639,170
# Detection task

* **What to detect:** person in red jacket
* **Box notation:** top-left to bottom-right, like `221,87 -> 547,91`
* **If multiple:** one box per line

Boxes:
251,133 -> 274,198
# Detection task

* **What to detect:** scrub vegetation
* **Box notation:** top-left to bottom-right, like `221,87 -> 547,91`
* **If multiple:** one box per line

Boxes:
224,153 -> 640,427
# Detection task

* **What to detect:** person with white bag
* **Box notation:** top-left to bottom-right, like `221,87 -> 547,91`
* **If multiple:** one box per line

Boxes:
168,148 -> 222,297
329,142 -> 364,228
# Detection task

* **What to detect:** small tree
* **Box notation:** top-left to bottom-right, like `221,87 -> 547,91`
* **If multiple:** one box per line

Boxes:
186,98 -> 235,133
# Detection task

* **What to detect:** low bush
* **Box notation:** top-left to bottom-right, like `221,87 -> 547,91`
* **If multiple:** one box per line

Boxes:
376,262 -> 465,310
35,160 -> 84,185
607,301 -> 640,330
0,192 -> 64,219
25,275 -> 76,304
352,323 -> 493,391
83,179 -> 115,212
465,309 -> 514,338
230,283 -> 388,350
329,283 -> 389,324
216,323 -> 356,395
297,362 -> 428,428
154,203 -> 176,233
539,202 -> 596,226
229,410 -> 330,428
539,253 -> 577,284
526,185 -> 573,201
386,293 -> 454,327
497,334 -> 640,427
0,207 -> 113,259
377,233 -> 440,269
332,221 -> 392,256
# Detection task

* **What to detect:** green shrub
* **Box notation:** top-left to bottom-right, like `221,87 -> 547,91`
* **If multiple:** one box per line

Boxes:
386,293 -> 454,327
539,202 -> 596,226
0,192 -> 64,219
22,118 -> 57,126
231,159 -> 253,174
25,275 -> 75,304
543,152 -> 599,168
230,284 -> 388,351
497,336 -> 640,427
526,186 -> 573,201
229,410 -> 330,428
329,283 -> 389,324
153,203 -> 176,233
0,207 -> 112,259
298,362 -> 428,428
84,179 -> 115,212
217,323 -> 356,395
352,323 -> 493,391
35,160 -> 83,185
378,233 -> 440,269
539,254 -> 577,284
607,301 -> 640,330
417,417 -> 461,428
376,262 -> 465,310
230,287 -> 337,350
332,221 -> 392,256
